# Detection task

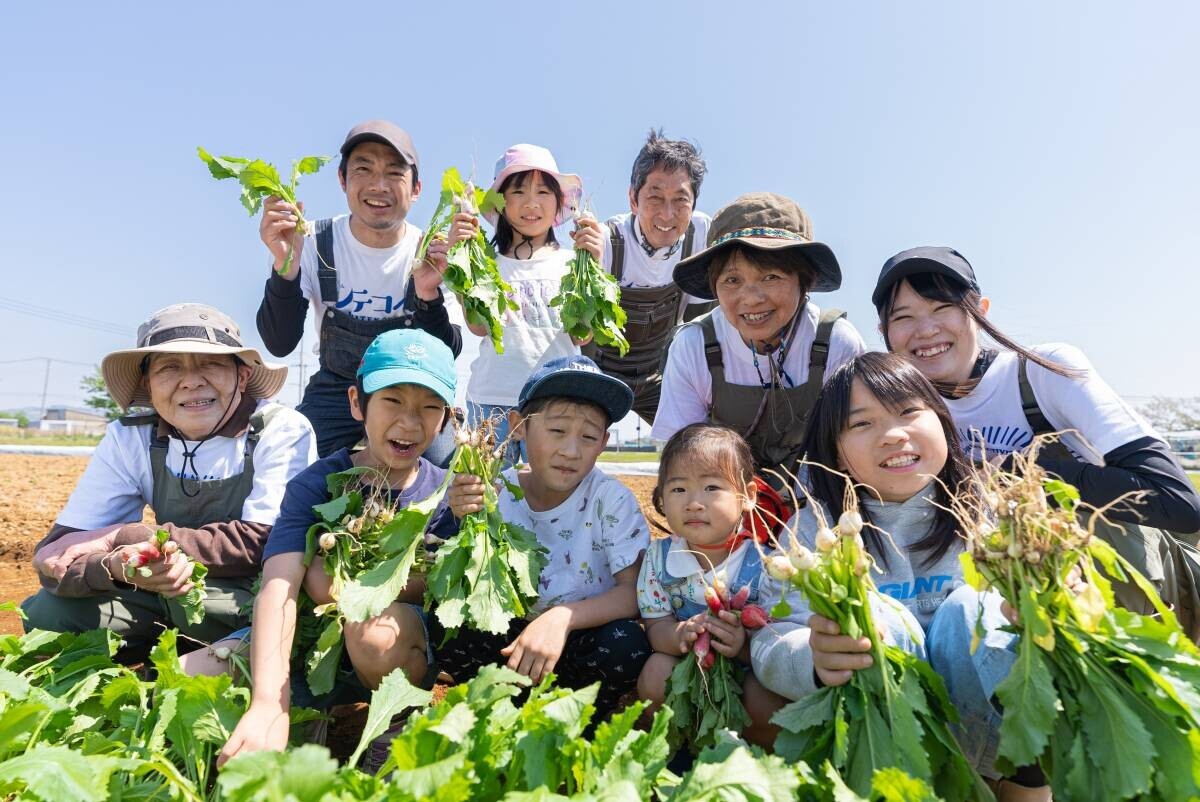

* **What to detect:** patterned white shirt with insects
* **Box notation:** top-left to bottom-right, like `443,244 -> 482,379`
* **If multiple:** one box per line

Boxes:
498,466 -> 650,615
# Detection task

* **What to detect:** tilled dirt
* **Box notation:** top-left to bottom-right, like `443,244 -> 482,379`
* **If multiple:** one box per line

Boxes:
0,454 -> 661,636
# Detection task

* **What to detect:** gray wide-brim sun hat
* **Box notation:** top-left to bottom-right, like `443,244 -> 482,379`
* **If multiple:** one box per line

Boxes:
673,192 -> 842,301
101,303 -> 287,410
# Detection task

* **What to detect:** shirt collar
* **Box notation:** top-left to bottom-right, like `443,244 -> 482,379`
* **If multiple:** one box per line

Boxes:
631,215 -> 685,260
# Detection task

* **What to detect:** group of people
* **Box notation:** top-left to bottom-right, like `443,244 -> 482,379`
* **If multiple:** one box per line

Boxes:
23,120 -> 1200,801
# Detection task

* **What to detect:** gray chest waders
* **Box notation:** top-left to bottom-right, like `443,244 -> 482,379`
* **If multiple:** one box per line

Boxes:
1019,357 -> 1200,641
314,218 -> 422,381
118,405 -> 281,641
585,221 -> 714,425
145,407 -> 277,528
696,308 -> 845,492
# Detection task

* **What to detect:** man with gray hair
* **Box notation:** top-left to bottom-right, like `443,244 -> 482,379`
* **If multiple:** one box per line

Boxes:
588,129 -> 714,424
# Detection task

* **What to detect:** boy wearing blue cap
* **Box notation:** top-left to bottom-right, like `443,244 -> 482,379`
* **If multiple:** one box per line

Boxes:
444,356 -> 651,717
203,329 -> 458,765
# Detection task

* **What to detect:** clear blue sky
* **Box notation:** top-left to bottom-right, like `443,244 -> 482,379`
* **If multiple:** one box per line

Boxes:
2,2 -> 1197,438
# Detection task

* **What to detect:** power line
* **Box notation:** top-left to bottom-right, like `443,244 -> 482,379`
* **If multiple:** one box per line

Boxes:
0,297 -> 129,336
0,356 -> 97,368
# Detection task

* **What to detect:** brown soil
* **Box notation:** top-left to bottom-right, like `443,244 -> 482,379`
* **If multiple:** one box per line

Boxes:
0,454 -> 662,636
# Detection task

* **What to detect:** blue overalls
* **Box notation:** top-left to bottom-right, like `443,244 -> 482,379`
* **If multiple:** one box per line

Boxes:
655,536 -> 766,620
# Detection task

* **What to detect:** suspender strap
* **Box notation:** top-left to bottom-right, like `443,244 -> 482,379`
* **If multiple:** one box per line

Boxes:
682,220 -> 696,258
1018,356 -> 1053,435
609,219 -> 626,282
699,312 -> 723,372
315,218 -> 337,303
800,308 -> 845,398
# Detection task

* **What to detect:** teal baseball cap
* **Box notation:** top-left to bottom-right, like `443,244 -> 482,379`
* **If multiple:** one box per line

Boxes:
356,330 -> 456,405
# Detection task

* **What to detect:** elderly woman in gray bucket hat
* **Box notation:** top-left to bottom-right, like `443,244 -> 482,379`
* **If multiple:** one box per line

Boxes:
652,192 -> 866,487
23,303 -> 317,652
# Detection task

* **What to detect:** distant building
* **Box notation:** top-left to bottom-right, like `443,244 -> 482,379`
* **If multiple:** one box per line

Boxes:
36,406 -> 109,436
1166,430 -> 1200,456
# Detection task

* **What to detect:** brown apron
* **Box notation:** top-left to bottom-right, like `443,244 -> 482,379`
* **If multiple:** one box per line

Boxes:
585,220 -> 714,424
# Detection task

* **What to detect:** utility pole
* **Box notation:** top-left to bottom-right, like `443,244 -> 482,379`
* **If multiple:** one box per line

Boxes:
39,358 -> 50,419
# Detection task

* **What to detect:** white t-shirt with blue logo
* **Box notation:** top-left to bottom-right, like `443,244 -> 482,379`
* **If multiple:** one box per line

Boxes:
749,484 -> 955,699
945,344 -> 1159,465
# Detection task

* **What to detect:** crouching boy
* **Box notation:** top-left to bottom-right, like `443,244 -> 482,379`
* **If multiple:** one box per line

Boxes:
197,329 -> 458,765
444,356 -> 651,717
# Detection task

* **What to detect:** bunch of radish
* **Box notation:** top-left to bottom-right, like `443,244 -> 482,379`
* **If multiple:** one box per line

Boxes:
666,575 -> 769,754
769,485 -> 991,801
123,529 -> 209,625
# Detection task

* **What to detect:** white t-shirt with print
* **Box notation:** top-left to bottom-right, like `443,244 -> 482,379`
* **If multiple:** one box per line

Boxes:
602,212 -> 711,315
637,534 -> 751,620
56,400 -> 317,530
498,466 -> 650,615
651,301 -> 867,442
465,247 -> 579,407
947,344 -> 1160,464
295,214 -> 425,343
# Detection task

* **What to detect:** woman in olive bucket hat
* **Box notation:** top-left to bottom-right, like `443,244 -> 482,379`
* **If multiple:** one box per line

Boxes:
24,303 -> 318,654
652,192 -> 866,487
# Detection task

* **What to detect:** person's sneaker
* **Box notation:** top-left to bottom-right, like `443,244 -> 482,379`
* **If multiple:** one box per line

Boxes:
358,716 -> 406,775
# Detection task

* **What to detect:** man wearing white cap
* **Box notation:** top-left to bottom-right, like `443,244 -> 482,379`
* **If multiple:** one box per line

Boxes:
23,304 -> 317,650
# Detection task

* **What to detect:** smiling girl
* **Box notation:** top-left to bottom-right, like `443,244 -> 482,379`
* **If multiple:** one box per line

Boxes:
652,193 -> 865,487
751,352 -> 1052,799
448,144 -> 605,459
635,423 -> 787,747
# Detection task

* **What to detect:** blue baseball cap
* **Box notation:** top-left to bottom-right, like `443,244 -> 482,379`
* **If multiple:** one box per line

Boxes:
357,330 -> 456,405
518,355 -> 633,424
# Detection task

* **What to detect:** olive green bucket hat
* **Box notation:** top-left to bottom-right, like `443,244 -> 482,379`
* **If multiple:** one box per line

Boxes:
672,192 -> 842,300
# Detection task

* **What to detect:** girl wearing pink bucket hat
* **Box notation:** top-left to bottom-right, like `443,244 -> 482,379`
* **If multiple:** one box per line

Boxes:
447,143 -> 607,461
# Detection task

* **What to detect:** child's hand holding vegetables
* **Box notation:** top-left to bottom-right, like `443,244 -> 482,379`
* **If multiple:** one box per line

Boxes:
447,472 -> 488,519
569,216 -> 605,262
446,211 -> 479,248
500,605 -> 572,682
808,612 -> 877,687
706,608 -> 750,661
675,612 -> 708,654
258,197 -> 307,280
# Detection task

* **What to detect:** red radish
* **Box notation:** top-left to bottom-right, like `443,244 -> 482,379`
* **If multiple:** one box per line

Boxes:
700,650 -> 716,670
712,573 -> 730,607
740,604 -> 770,630
730,585 -> 751,610
694,629 -> 711,661
704,586 -> 724,615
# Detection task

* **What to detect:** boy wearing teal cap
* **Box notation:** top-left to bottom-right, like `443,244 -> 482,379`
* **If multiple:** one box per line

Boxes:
193,329 -> 458,765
